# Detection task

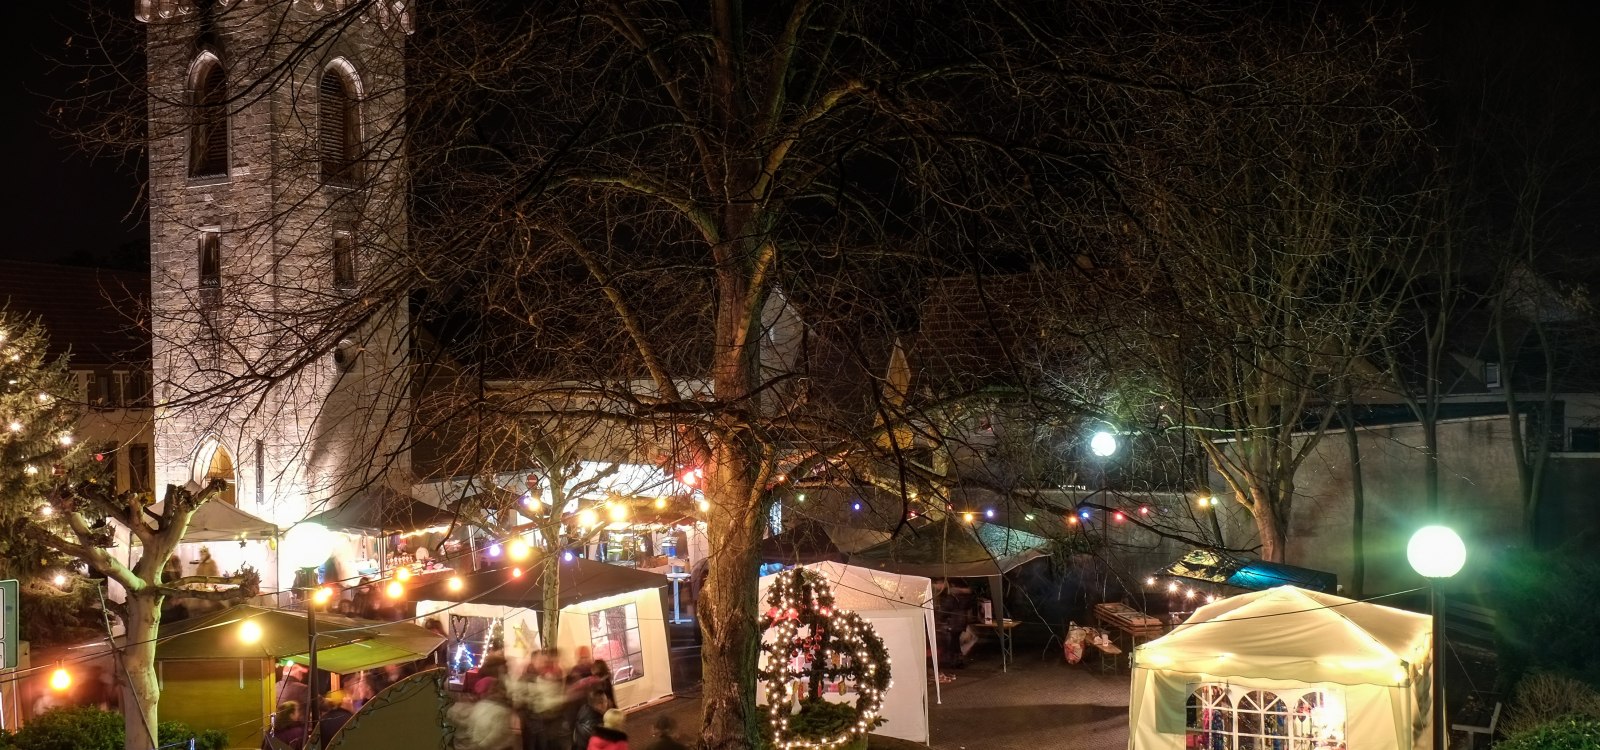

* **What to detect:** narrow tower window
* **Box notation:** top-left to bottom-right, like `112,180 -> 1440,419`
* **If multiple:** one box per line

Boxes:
332,231 -> 357,289
319,68 -> 361,183
198,230 -> 222,288
189,57 -> 229,178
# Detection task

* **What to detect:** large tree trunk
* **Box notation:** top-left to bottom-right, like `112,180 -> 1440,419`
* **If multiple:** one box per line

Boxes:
121,594 -> 162,750
697,446 -> 767,750
540,552 -> 561,649
1252,487 -> 1288,563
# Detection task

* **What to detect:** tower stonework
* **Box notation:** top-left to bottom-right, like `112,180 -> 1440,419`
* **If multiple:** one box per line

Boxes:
139,0 -> 412,551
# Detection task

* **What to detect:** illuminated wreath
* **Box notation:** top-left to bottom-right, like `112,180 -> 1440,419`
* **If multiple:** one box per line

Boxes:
758,568 -> 892,750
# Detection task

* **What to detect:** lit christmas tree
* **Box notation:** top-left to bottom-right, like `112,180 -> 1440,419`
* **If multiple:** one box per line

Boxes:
759,568 -> 891,750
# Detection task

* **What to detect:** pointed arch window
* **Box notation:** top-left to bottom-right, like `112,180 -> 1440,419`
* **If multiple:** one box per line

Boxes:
189,57 -> 229,178
319,67 -> 362,184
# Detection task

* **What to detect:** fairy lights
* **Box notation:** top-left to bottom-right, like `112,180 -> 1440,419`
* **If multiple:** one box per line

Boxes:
757,569 -> 891,750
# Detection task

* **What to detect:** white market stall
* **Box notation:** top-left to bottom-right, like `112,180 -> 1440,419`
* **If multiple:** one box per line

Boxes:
1129,586 -> 1435,750
757,561 -> 939,745
411,558 -> 674,709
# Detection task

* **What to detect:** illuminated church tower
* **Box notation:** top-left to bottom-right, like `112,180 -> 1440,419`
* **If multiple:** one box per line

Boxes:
137,0 -> 412,543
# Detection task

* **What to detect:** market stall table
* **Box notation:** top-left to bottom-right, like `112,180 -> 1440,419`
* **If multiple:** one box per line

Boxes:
1093,602 -> 1164,651
971,618 -> 1020,665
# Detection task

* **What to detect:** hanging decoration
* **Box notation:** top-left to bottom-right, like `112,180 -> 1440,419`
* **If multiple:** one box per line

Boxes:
758,569 -> 891,750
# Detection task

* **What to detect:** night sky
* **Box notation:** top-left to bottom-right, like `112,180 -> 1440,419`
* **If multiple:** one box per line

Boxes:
1,1 -> 1596,271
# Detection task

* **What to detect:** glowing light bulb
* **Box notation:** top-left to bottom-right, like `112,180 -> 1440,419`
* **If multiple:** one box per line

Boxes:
608,504 -> 629,523
1146,577 -> 1157,587
697,499 -> 709,512
486,543 -> 502,558
312,587 -> 334,605
578,508 -> 599,528
1185,589 -> 1196,599
38,393 -> 51,403
985,508 -> 996,519
511,567 -> 523,578
49,668 -> 71,692
796,493 -> 806,503
386,581 -> 404,599
38,504 -> 53,517
562,551 -> 574,562
58,434 -> 73,446
448,576 -> 464,592
6,421 -> 20,432
1067,516 -> 1078,526
1139,506 -> 1151,516
1205,594 -> 1216,603
395,566 -> 412,581
1113,511 -> 1125,522
52,573 -> 66,586
1024,513 -> 1035,521
962,512 -> 975,524
239,620 -> 263,644
852,502 -> 862,511
1168,582 -> 1179,593
1079,509 -> 1091,519
508,539 -> 531,561
25,465 -> 38,476
654,496 -> 667,509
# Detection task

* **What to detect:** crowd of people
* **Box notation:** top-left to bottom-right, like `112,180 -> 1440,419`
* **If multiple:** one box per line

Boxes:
260,646 -> 688,750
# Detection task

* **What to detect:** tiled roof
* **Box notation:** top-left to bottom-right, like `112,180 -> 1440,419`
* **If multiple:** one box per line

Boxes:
0,260 -> 149,367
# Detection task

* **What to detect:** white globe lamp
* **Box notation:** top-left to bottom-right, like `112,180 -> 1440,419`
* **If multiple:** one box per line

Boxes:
1089,431 -> 1118,458
282,523 -> 335,571
1407,525 -> 1466,579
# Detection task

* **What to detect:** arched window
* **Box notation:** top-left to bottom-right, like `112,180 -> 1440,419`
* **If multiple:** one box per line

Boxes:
189,56 -> 229,178
1186,685 -> 1345,750
319,67 -> 361,183
1187,685 -> 1234,750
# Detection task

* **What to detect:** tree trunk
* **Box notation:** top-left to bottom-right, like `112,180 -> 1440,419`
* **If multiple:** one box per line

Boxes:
1252,487 -> 1287,563
540,551 -> 561,649
1341,402 -> 1367,597
697,448 -> 766,750
121,594 -> 162,750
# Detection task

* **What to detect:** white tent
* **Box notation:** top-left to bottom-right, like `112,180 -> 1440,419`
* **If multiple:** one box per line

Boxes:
757,561 -> 939,745
1129,586 -> 1436,750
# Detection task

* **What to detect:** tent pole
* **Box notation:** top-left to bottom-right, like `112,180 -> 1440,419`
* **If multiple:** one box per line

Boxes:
989,574 -> 1007,672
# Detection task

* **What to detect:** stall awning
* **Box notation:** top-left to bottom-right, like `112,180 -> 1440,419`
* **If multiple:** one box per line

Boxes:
410,557 -> 667,609
302,486 -> 461,535
759,520 -> 890,565
155,605 -> 443,672
139,501 -> 279,544
1158,548 -> 1337,593
848,517 -> 1049,578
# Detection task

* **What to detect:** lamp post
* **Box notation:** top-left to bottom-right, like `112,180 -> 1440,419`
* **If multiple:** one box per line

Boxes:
1408,525 -> 1466,750
282,522 -> 334,747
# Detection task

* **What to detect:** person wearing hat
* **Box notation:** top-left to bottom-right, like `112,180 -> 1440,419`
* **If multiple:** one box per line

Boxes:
586,709 -> 629,750
317,690 -> 354,744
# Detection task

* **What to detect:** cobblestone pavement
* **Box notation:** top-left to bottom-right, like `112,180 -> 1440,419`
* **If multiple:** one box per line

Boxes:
628,653 -> 1132,750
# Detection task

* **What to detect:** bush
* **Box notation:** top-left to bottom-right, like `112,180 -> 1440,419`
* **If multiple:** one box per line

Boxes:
1493,549 -> 1600,690
1504,674 -> 1600,737
3,709 -> 225,750
1498,716 -> 1600,750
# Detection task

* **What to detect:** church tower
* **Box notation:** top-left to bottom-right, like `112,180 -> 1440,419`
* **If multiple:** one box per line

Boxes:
137,0 -> 412,547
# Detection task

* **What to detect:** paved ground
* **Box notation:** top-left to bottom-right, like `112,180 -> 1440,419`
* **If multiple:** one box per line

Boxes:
631,651 -> 1132,750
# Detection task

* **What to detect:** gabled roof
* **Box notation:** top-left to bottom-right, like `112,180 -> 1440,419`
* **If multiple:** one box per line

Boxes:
0,260 -> 149,366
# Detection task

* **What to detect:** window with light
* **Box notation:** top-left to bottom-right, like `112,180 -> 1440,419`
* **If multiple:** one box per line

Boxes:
1185,684 -> 1346,750
589,603 -> 645,684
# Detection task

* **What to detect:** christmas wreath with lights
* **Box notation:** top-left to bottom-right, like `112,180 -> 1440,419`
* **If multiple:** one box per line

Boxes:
758,568 -> 892,750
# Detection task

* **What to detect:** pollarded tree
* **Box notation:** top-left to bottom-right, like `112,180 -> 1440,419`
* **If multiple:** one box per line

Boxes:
0,310 -> 259,750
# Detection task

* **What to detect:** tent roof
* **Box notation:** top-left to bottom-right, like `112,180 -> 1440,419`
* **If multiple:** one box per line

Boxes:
760,561 -> 934,613
1160,548 -> 1336,593
409,558 -> 667,609
144,501 -> 278,543
1135,586 -> 1431,686
154,605 -> 443,672
303,487 -> 461,535
848,518 -> 1048,578
760,521 -> 892,566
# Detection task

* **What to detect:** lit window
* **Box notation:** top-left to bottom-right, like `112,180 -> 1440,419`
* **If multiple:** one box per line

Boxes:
589,603 -> 645,684
1186,684 -> 1345,750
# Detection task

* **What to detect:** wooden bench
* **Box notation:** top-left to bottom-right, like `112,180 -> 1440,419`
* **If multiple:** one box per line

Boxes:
1090,640 -> 1123,672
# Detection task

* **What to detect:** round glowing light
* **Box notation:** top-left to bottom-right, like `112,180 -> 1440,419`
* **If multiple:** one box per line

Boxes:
796,493 -> 806,503
578,509 -> 599,528
1024,513 -> 1035,522
511,567 -> 523,578
312,587 -> 334,605
962,512 -> 975,524
1185,589 -> 1196,598
49,668 -> 71,692
1205,594 -> 1217,603
1066,515 -> 1078,525
447,576 -> 464,592
697,499 -> 710,512
1089,431 -> 1118,457
281,523 -> 336,571
508,539 -> 531,561
608,504 -> 629,523
239,620 -> 263,644
1078,509 -> 1091,520
852,502 -> 862,511
1167,581 -> 1179,593
1407,525 -> 1466,579
486,543 -> 502,558
25,465 -> 38,476
985,508 -> 996,519
6,421 -> 20,432
654,496 -> 667,509
37,393 -> 51,403
38,504 -> 54,517
1113,511 -> 1125,522
52,573 -> 67,587
58,434 -> 73,446
386,581 -> 404,599
1139,506 -> 1151,516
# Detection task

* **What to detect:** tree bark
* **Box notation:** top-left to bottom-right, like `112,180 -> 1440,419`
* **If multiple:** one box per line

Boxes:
1341,401 -> 1367,597
1252,486 -> 1287,563
697,447 -> 766,750
120,594 -> 162,750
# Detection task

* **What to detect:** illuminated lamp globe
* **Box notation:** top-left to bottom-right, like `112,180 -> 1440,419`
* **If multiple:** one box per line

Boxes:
239,620 -> 263,644
282,523 -> 336,571
1089,431 -> 1118,457
49,668 -> 71,692
1407,525 -> 1466,579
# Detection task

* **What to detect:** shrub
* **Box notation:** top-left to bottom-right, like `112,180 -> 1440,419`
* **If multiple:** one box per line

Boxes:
1504,674 -> 1600,737
1493,548 -> 1600,690
1498,716 -> 1600,750
3,709 -> 225,750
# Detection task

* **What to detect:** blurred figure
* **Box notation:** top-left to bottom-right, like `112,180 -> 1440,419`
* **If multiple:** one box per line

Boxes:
587,710 -> 628,750
571,690 -> 612,750
641,715 -> 687,750
318,690 -> 354,744
586,661 -> 616,709
565,647 -> 593,684
263,701 -> 306,750
276,664 -> 310,709
424,618 -> 450,666
461,677 -> 516,750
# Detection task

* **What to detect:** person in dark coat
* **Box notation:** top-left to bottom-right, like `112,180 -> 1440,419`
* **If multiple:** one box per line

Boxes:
571,690 -> 611,750
263,701 -> 306,750
317,691 -> 354,744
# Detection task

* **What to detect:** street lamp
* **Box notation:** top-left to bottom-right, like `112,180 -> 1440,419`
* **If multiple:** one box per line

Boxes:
1089,431 -> 1118,458
282,522 -> 335,745
1408,525 -> 1465,750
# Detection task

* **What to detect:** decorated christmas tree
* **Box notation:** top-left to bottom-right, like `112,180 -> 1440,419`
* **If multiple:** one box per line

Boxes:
758,568 -> 891,750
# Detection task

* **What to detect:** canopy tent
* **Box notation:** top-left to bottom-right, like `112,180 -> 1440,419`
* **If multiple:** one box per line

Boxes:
757,562 -> 939,744
847,517 -> 1048,578
141,500 -> 279,543
760,520 -> 891,565
155,604 -> 445,671
1159,548 -> 1337,593
1129,586 -> 1435,750
302,486 -> 461,534
412,559 -> 674,710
